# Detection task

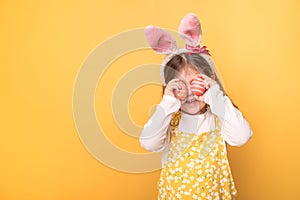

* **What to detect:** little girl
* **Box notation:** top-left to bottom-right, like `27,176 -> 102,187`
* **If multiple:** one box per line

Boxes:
140,13 -> 252,199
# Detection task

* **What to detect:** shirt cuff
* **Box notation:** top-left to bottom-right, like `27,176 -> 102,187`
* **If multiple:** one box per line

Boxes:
159,95 -> 181,115
203,84 -> 226,121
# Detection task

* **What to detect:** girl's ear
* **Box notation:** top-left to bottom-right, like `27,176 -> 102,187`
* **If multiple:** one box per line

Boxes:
144,25 -> 177,54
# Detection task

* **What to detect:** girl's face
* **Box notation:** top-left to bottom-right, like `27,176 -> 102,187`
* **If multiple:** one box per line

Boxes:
175,65 -> 207,115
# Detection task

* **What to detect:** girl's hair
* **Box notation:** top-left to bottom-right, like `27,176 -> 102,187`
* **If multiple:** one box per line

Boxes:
164,53 -> 239,109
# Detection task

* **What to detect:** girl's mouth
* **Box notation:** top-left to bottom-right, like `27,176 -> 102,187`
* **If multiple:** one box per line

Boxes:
185,98 -> 197,104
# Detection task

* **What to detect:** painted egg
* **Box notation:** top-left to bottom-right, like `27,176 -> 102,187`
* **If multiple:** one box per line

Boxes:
190,75 -> 206,96
174,80 -> 188,100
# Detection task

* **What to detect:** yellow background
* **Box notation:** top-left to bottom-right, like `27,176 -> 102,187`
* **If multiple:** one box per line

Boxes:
1,0 -> 300,199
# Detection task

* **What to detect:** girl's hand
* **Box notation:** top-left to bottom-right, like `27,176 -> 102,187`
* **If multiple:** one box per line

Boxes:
164,79 -> 188,100
191,74 -> 219,102
201,74 -> 218,89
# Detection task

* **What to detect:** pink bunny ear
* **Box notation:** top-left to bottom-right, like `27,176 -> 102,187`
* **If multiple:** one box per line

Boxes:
178,13 -> 202,47
144,25 -> 177,54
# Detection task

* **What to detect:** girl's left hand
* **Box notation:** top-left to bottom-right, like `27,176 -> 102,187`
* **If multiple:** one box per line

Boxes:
200,74 -> 218,89
196,74 -> 219,102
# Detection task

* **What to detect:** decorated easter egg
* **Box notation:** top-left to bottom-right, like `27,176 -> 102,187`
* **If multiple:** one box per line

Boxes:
174,80 -> 188,100
191,75 -> 206,96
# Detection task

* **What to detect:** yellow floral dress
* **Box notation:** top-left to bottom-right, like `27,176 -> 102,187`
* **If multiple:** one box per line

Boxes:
157,112 -> 237,200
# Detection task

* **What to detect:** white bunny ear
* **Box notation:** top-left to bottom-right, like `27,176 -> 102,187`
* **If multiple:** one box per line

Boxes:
144,25 -> 177,54
178,13 -> 202,47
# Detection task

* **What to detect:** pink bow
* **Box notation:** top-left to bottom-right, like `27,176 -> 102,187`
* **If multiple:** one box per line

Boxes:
185,45 -> 211,56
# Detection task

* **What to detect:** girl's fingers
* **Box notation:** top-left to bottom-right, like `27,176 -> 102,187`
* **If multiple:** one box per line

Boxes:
166,79 -> 188,100
198,95 -> 204,102
165,79 -> 188,100
200,74 -> 217,89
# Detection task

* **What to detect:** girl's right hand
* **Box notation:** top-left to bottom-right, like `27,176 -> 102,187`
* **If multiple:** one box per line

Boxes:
164,79 -> 188,100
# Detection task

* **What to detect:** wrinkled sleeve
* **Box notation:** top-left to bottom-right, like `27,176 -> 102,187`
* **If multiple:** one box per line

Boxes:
140,95 -> 181,152
204,85 -> 253,146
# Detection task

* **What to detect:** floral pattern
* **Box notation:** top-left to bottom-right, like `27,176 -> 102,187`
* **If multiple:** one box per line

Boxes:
157,116 -> 237,200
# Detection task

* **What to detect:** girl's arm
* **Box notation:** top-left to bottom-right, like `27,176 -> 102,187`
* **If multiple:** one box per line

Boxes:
139,95 -> 181,152
204,84 -> 253,146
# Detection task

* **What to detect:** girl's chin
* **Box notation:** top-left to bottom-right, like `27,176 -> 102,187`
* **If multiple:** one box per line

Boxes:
181,101 -> 207,115
181,104 -> 201,115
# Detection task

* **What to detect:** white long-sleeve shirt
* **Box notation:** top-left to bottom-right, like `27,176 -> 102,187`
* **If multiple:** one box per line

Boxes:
139,84 -> 253,166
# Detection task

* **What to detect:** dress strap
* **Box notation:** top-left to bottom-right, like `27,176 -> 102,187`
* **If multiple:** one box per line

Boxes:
213,114 -> 222,133
169,110 -> 181,137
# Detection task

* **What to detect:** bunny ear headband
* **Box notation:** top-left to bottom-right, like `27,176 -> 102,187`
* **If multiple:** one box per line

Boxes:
144,13 -> 216,86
